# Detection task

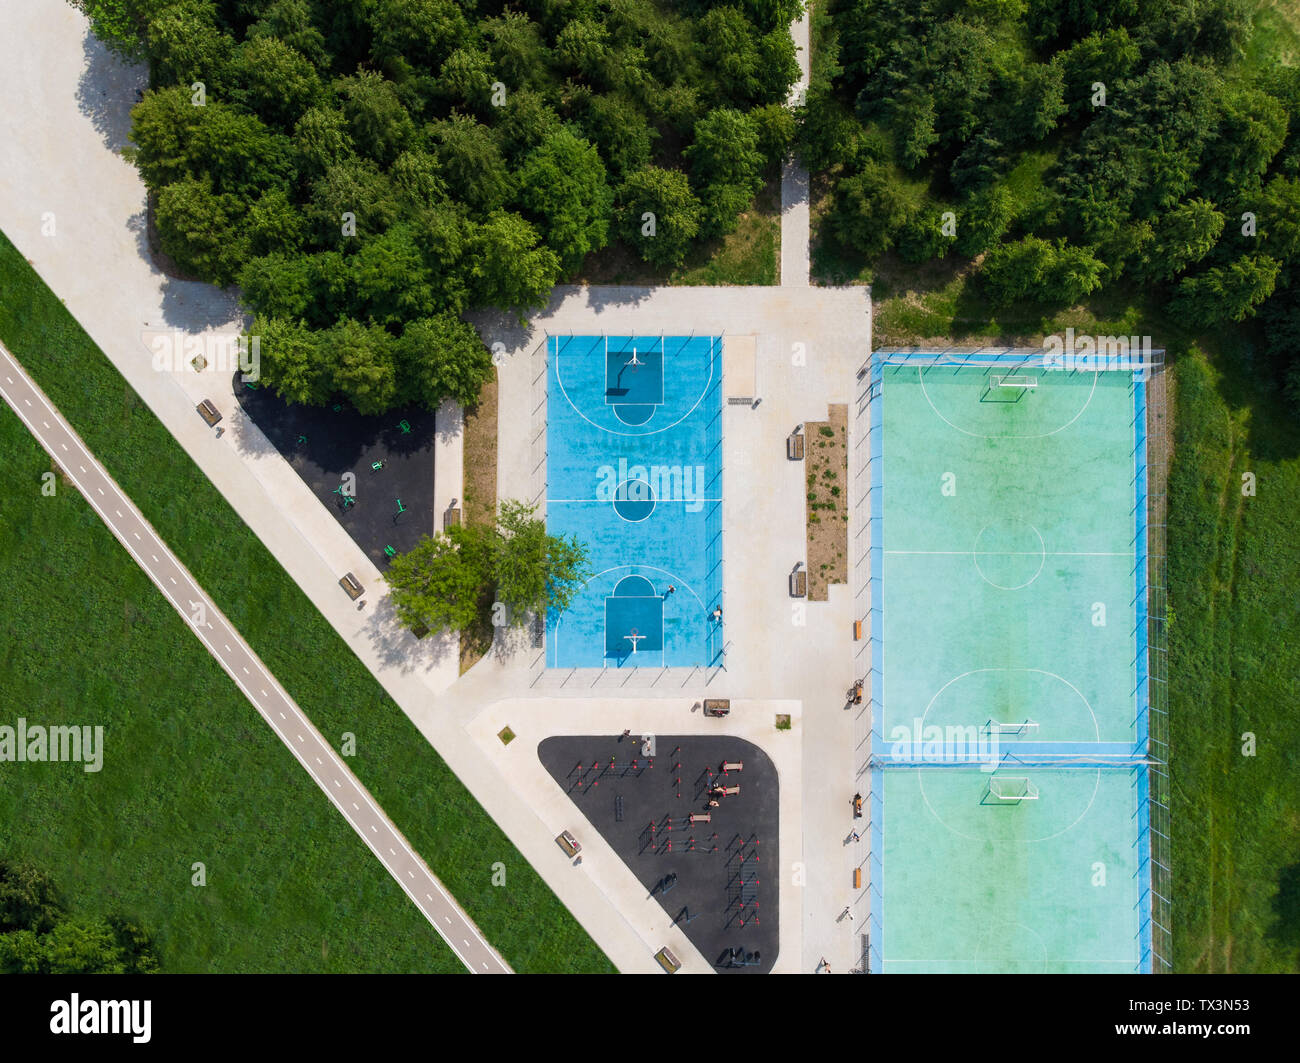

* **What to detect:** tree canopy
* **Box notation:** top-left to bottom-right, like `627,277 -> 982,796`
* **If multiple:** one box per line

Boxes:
75,0 -> 803,414
0,859 -> 158,974
802,0 -> 1300,398
386,501 -> 589,637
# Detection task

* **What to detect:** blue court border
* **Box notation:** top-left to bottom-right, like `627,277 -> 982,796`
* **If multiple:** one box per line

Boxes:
866,350 -> 1157,974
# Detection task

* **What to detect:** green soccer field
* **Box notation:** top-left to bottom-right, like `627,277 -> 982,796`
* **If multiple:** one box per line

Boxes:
871,358 -> 1152,973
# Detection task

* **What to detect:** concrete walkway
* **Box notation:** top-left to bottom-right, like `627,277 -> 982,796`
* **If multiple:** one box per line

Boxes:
781,5 -> 812,287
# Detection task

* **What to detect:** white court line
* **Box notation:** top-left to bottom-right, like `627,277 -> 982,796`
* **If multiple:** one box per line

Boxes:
885,550 -> 1134,556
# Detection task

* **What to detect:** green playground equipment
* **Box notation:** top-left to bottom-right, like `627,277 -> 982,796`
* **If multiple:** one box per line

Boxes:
371,460 -> 385,471
384,545 -> 396,558
332,403 -> 343,413
395,498 -> 407,514
398,419 -> 411,434
296,434 -> 308,446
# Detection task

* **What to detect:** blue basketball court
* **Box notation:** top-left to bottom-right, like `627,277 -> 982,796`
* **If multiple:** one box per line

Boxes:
546,335 -> 723,668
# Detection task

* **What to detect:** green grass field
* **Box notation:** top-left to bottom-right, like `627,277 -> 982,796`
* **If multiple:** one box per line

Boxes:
1167,342 -> 1300,973
0,407 -> 461,972
0,230 -> 614,973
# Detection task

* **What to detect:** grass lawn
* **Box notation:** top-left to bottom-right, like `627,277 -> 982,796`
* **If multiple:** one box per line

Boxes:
0,407 -> 459,973
0,230 -> 614,974
1166,340 -> 1300,973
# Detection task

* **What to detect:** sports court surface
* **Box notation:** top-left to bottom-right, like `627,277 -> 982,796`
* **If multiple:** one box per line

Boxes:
866,352 -> 1157,973
545,336 -> 723,669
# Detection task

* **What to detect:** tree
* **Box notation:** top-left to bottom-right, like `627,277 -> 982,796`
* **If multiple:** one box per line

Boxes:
483,12 -> 550,86
832,161 -> 914,257
293,106 -> 356,176
252,315 -> 333,406
432,115 -> 512,212
897,209 -> 956,264
576,93 -> 656,179
981,236 -> 1105,306
144,0 -> 234,86
386,524 -> 493,633
229,36 -> 321,129
494,501 -> 590,625
516,131 -> 614,273
617,167 -> 704,268
245,188 -> 307,258
468,210 -> 561,313
436,46 -> 497,111
348,224 -> 435,325
321,319 -> 399,414
1135,198 -> 1224,282
687,108 -> 765,236
955,185 -> 1015,258
698,6 -> 763,101
396,314 -> 494,408
1170,255 -> 1281,328
368,0 -> 467,69
337,70 -> 415,165
0,859 -> 64,935
67,0 -> 164,60
154,176 -> 249,285
0,916 -> 157,974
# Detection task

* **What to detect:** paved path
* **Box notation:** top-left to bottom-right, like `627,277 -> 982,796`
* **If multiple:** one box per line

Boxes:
0,340 -> 510,975
781,5 -> 812,287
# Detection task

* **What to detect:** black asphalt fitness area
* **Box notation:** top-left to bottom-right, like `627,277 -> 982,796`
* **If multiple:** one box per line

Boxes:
234,375 -> 436,567
539,734 -> 778,973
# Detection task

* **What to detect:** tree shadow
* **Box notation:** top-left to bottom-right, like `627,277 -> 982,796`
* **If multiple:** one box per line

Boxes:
361,592 -> 454,675
73,27 -> 145,155
1266,862 -> 1300,961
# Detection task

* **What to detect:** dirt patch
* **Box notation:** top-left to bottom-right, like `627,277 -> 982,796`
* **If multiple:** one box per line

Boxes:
459,369 -> 499,674
803,403 -> 849,601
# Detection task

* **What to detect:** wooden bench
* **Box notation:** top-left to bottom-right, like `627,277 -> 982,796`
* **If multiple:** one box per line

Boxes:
721,761 -> 743,773
654,946 -> 682,974
555,830 -> 581,858
689,813 -> 711,825
196,399 -> 222,427
338,573 -> 364,601
786,429 -> 804,460
442,506 -> 462,531
719,785 -> 740,797
703,698 -> 730,717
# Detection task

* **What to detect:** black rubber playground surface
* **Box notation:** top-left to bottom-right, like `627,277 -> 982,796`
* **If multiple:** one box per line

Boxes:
234,376 -> 436,567
539,734 -> 778,973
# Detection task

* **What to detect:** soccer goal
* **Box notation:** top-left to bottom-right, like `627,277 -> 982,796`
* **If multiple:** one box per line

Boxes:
985,718 -> 1039,737
987,776 -> 1040,802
